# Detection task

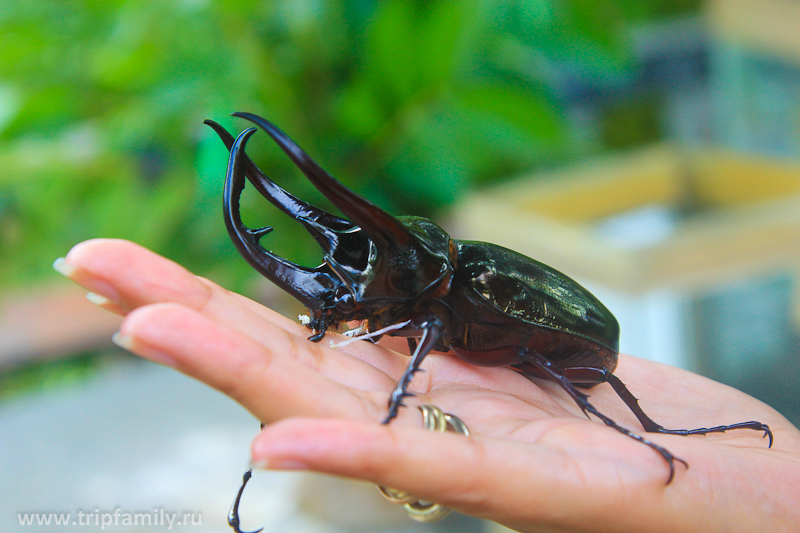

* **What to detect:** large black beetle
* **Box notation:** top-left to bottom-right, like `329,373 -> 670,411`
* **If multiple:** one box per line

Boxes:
205,113 -> 772,532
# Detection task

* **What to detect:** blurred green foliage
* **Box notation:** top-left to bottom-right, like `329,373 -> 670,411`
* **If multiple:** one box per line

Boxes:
0,0 -> 699,292
0,350 -> 110,400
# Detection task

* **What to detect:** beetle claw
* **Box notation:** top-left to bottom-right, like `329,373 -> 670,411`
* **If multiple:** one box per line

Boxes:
307,330 -> 326,342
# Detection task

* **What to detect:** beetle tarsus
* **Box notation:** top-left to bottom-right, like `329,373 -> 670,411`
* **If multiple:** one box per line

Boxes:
653,420 -> 774,447
228,469 -> 263,533
307,314 -> 332,342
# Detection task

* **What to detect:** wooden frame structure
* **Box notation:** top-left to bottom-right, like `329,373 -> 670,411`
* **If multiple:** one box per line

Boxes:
450,144 -> 800,297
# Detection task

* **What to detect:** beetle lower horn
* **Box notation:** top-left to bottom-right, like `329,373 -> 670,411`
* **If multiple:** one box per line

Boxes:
223,127 -> 341,314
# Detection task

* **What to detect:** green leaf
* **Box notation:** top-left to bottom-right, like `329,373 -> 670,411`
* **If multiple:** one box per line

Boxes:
366,0 -> 417,101
455,84 -> 566,143
415,0 -> 476,90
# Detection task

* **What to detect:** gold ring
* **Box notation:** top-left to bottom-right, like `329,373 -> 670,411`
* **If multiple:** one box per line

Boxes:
377,405 -> 470,522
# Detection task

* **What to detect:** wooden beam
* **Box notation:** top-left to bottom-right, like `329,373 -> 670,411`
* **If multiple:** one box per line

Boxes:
708,0 -> 800,64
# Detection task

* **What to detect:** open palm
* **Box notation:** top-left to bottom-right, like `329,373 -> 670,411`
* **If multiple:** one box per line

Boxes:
59,238 -> 800,533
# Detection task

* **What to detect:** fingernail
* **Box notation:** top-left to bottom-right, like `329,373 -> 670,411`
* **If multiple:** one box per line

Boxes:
54,257 -> 122,304
112,332 -> 178,368
86,292 -> 111,306
53,258 -> 75,278
111,332 -> 134,350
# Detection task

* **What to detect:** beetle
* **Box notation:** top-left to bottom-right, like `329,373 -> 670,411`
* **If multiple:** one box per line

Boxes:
205,113 -> 773,533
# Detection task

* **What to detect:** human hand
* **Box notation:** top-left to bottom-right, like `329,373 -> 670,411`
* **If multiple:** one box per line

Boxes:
57,238 -> 800,533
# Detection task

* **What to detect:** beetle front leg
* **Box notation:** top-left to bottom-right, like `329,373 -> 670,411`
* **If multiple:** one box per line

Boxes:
516,349 -> 687,483
382,318 -> 443,425
228,469 -> 262,533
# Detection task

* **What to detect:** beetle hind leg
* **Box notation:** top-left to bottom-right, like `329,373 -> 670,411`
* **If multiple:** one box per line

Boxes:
557,366 -> 773,446
515,349 -> 687,483
599,371 -> 774,447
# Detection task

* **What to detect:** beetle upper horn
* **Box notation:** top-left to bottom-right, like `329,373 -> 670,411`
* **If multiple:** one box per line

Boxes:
232,112 -> 414,251
204,119 -> 362,254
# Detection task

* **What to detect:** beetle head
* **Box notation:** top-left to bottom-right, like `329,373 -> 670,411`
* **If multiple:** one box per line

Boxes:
206,114 -> 452,334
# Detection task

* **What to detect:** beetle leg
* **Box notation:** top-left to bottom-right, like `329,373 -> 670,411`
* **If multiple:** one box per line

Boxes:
561,367 -> 773,446
606,372 -> 773,445
515,349 -> 687,484
227,469 -> 263,533
382,318 -> 443,424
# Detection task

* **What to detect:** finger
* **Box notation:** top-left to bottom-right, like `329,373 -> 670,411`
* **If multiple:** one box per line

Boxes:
59,239 -> 209,313
60,239 -> 411,390
250,417 -> 681,530
60,239 -> 298,335
114,302 -> 378,423
59,238 -> 296,330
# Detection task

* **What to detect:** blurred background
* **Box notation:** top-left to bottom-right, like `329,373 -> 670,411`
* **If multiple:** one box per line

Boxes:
2,0 -> 800,531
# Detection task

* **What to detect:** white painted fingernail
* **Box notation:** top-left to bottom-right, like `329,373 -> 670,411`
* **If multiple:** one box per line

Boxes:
53,257 -> 75,277
86,292 -> 111,306
111,332 -> 134,350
